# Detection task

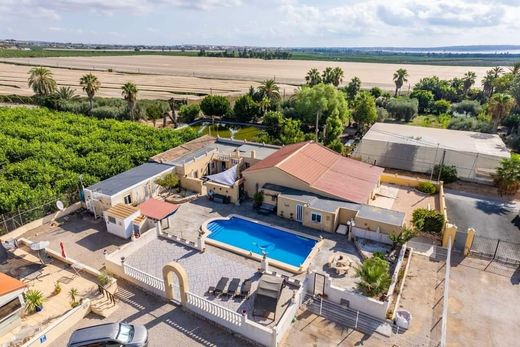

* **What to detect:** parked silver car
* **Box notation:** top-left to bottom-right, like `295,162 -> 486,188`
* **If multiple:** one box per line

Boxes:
67,323 -> 148,347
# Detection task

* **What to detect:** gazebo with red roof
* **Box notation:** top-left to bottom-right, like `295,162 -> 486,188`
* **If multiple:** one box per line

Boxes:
138,198 -> 179,233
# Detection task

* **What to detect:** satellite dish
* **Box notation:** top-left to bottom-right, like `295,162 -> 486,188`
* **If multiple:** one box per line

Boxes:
56,201 -> 65,211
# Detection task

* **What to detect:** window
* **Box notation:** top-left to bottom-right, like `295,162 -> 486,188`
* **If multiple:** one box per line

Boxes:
123,195 -> 132,204
0,297 -> 21,323
271,196 -> 276,202
108,216 -> 116,224
311,212 -> 322,223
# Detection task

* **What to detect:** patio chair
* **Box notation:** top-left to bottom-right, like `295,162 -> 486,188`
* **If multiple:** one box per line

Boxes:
236,279 -> 252,299
213,277 -> 229,296
224,278 -> 241,297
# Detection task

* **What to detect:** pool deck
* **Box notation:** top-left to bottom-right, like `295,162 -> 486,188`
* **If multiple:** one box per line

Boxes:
123,198 -> 366,321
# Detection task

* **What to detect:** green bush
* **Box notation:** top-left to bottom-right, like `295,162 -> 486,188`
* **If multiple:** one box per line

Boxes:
155,173 -> 180,190
417,181 -> 437,195
179,104 -> 200,123
24,289 -> 44,314
412,208 -> 445,234
385,97 -> 418,121
432,164 -> 458,183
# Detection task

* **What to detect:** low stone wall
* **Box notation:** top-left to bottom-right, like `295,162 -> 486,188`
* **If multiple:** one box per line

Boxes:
22,299 -> 91,347
0,202 -> 82,241
389,249 -> 413,320
180,176 -> 205,195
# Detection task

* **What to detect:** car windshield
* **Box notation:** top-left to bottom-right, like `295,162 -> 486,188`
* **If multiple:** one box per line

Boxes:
116,324 -> 134,343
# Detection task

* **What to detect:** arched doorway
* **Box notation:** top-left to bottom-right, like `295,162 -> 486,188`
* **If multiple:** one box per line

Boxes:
162,262 -> 189,305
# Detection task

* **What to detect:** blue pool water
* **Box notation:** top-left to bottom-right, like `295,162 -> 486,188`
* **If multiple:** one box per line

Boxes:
207,216 -> 317,267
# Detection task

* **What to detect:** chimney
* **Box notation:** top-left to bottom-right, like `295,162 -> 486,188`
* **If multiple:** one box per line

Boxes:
251,150 -> 256,159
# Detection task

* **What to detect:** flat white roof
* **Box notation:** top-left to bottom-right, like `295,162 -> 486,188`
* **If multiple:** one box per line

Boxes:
363,123 -> 510,158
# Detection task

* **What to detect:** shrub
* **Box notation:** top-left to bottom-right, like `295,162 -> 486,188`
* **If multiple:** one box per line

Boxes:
253,191 -> 264,208
97,271 -> 112,287
24,289 -> 44,314
69,288 -> 79,307
447,117 -> 492,133
385,97 -> 418,121
389,227 -> 417,251
356,257 -> 391,298
412,208 -> 445,234
155,173 -> 180,190
179,104 -> 200,123
452,100 -> 482,116
417,181 -> 437,195
233,95 -> 261,122
369,87 -> 383,98
493,156 -> 520,196
90,106 -> 124,119
430,99 -> 451,115
432,164 -> 458,183
53,282 -> 61,295
200,95 -> 231,118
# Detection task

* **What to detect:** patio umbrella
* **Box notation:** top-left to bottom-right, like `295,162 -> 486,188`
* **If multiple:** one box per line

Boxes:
60,242 -> 67,258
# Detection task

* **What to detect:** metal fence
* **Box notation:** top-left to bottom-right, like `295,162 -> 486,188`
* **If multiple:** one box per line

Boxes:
0,196 -> 78,236
470,236 -> 520,265
303,293 -> 393,337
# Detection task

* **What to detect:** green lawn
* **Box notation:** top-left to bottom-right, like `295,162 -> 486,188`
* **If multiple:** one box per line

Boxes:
188,124 -> 263,141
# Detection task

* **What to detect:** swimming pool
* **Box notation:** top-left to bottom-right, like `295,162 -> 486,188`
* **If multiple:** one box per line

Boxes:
205,215 -> 319,269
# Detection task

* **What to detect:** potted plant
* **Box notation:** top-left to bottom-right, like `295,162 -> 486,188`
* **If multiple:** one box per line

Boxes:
24,289 -> 44,314
69,288 -> 79,308
53,281 -> 61,295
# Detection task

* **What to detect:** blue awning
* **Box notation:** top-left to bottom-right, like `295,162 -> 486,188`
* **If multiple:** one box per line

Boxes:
204,164 -> 238,186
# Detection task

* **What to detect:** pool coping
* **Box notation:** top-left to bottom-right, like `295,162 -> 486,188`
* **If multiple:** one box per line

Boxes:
202,214 -> 323,274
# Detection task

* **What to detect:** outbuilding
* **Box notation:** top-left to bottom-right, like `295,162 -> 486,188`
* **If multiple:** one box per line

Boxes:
0,273 -> 27,336
354,123 -> 510,183
103,204 -> 141,239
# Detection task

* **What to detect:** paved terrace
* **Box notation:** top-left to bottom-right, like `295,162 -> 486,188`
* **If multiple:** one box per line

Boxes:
0,246 -> 98,345
371,183 -> 440,225
126,198 -> 364,301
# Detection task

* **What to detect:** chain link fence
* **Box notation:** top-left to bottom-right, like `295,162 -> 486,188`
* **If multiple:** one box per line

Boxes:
470,235 -> 520,265
0,194 -> 78,236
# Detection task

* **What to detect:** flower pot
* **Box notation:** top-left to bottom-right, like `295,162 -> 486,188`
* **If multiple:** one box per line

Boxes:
35,305 -> 43,312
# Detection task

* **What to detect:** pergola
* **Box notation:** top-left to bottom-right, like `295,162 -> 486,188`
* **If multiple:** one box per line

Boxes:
139,198 -> 179,233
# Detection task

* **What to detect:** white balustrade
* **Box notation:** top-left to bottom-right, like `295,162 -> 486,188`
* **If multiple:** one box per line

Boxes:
123,263 -> 165,292
186,292 -> 243,326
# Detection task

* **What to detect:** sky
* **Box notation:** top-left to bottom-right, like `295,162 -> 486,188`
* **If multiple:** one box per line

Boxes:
1,0 -> 520,47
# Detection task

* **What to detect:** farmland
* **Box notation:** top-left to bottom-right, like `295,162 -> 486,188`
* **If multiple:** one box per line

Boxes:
0,107 -> 198,215
0,55 -> 492,101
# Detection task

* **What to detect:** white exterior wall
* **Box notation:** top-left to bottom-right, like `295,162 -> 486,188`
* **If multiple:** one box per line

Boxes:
104,210 -> 141,239
356,138 -> 505,182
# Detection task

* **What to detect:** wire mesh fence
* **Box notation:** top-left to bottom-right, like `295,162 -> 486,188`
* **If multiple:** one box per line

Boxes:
0,194 -> 78,236
470,235 -> 520,265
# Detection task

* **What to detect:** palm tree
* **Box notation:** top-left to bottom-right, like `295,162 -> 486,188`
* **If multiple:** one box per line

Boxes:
55,86 -> 77,100
305,68 -> 322,86
80,73 -> 101,112
258,79 -> 281,103
28,66 -> 57,96
488,93 -> 516,133
482,71 -> 496,98
331,67 -> 344,87
462,71 -> 476,95
121,82 -> 139,120
322,67 -> 334,84
491,66 -> 504,78
510,62 -> 520,75
393,68 -> 409,97
355,257 -> 391,298
259,96 -> 271,116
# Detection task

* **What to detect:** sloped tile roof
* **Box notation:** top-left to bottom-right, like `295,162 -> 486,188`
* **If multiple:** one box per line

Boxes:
244,141 -> 383,203
0,273 -> 26,296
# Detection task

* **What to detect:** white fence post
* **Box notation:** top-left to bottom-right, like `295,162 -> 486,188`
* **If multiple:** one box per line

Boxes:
355,311 -> 359,329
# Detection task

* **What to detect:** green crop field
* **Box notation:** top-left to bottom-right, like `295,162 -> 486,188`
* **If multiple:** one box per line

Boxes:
0,107 -> 198,215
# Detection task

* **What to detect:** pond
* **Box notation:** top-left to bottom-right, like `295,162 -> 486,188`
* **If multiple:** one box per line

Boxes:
189,122 -> 265,142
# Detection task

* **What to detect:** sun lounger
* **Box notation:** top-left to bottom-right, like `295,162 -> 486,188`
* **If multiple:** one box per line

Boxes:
214,277 -> 229,295
224,278 -> 241,297
236,279 -> 252,299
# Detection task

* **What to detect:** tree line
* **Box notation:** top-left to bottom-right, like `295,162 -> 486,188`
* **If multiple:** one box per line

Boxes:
197,49 -> 291,60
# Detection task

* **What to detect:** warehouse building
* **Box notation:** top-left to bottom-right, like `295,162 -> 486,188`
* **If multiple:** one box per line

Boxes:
354,123 -> 510,183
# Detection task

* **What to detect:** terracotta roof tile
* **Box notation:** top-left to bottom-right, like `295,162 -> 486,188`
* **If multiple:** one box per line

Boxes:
0,273 -> 26,296
245,141 -> 383,203
139,198 -> 179,220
